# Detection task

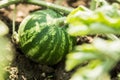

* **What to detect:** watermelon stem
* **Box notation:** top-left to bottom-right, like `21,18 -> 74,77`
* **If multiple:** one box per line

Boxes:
26,0 -> 73,14
0,0 -> 20,8
11,4 -> 19,43
0,0 -> 73,14
37,17 -> 67,27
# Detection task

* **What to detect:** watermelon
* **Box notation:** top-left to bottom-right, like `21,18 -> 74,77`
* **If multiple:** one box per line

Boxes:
18,9 -> 74,65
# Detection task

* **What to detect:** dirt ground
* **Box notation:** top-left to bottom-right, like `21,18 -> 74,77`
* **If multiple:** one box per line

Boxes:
0,0 -> 120,80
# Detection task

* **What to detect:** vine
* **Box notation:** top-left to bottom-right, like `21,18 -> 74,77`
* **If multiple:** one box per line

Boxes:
0,0 -> 120,80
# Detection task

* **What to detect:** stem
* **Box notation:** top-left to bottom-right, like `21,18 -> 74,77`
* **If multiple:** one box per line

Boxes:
12,4 -> 16,34
0,0 -> 20,8
0,0 -> 73,14
55,17 -> 66,24
26,0 -> 73,14
40,17 -> 66,27
90,0 -> 97,10
12,4 -> 19,43
106,34 -> 120,41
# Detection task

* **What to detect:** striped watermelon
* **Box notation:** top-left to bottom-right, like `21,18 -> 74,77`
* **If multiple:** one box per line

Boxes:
18,9 -> 74,65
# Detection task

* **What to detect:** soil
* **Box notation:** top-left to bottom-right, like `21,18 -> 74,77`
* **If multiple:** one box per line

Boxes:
0,0 -> 120,80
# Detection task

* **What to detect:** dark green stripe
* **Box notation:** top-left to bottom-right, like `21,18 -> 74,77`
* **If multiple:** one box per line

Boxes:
46,27 -> 64,64
45,26 -> 61,65
40,9 -> 62,18
55,28 -> 67,62
19,9 -> 63,35
21,26 -> 49,55
24,15 -> 46,31
36,26 -> 57,61
19,22 -> 46,47
28,35 -> 50,62
18,14 -> 34,35
37,26 -> 58,64
20,27 -> 38,47
62,28 -> 70,54
23,9 -> 62,32
24,26 -> 58,62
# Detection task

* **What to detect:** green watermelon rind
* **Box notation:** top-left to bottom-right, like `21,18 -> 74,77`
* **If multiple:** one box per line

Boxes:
18,9 -> 74,65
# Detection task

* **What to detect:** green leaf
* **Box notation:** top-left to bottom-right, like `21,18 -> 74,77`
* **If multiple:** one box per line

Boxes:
70,61 -> 110,80
0,20 -> 9,37
66,38 -> 120,80
0,20 -> 16,79
66,52 -> 99,71
0,36 -> 16,80
66,5 -> 120,36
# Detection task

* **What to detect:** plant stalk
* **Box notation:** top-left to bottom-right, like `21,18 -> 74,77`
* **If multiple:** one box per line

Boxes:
0,0 -> 73,14
26,0 -> 73,14
0,0 -> 20,8
90,0 -> 98,10
12,4 -> 16,34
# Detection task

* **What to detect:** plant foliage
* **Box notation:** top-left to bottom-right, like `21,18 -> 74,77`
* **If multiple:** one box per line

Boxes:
0,20 -> 15,80
66,5 -> 120,36
65,2 -> 120,80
